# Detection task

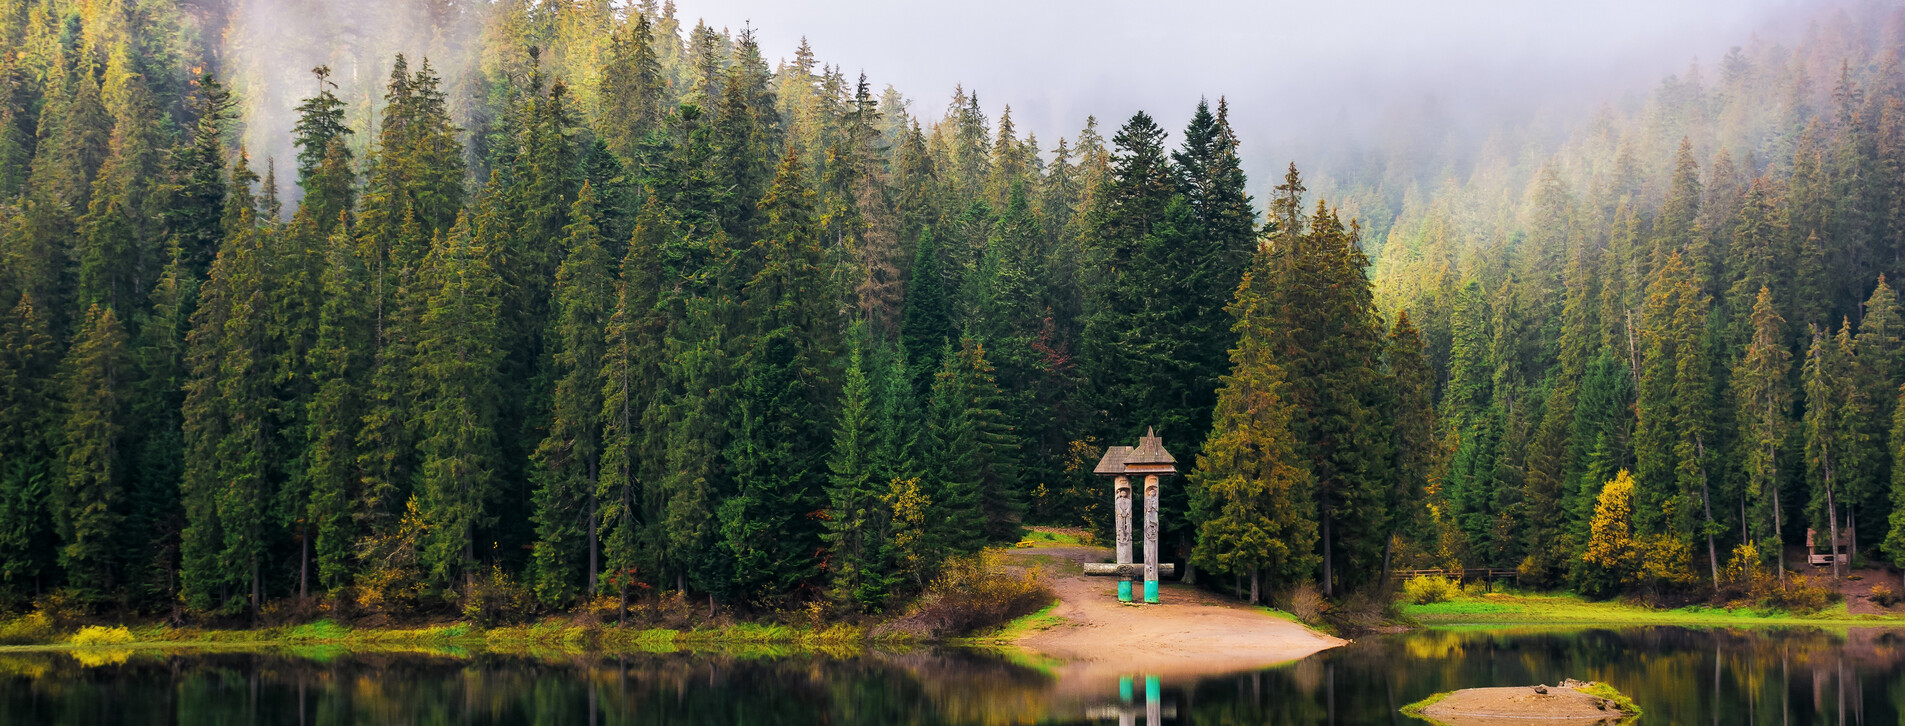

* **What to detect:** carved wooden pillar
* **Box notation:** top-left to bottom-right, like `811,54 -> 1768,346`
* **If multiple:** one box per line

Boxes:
1115,476 -> 1133,602
1143,475 -> 1160,603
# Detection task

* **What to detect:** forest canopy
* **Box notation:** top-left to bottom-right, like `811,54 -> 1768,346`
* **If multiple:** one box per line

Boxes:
3,0 -> 1904,621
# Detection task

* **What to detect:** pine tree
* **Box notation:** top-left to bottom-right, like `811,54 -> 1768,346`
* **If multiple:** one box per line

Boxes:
1734,287 -> 1793,574
922,338 -> 1021,551
304,217 -> 367,595
1385,312 -> 1436,581
180,153 -> 282,617
412,212 -> 505,591
598,195 -> 669,613
0,294 -> 58,604
721,151 -> 838,605
600,13 -> 668,163
1804,324 -> 1851,580
162,73 -> 233,280
1191,261 -> 1318,603
900,225 -> 952,385
56,304 -> 132,604
1257,168 -> 1394,594
531,182 -> 616,606
825,337 -> 888,611
290,66 -> 351,190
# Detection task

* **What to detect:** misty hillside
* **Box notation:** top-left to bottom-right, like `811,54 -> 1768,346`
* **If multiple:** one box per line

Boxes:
2,0 -> 1904,623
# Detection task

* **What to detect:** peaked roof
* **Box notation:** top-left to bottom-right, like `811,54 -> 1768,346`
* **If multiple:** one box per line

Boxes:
1092,427 -> 1178,476
1126,427 -> 1176,466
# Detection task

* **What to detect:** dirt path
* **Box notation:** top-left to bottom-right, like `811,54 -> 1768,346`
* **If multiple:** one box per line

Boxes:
1008,545 -> 1345,691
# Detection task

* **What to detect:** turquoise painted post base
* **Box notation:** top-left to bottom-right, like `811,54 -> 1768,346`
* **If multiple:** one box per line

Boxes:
1145,675 -> 1160,703
1144,580 -> 1159,604
1119,676 -> 1133,703
1118,580 -> 1133,602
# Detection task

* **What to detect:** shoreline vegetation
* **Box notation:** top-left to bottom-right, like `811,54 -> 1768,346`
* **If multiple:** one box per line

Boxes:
14,550 -> 1905,661
1402,589 -> 1905,628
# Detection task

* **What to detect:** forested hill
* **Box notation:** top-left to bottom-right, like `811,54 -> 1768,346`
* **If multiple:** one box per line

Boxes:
0,0 -> 1892,623
1360,3 -> 1905,593
0,0 -> 1320,618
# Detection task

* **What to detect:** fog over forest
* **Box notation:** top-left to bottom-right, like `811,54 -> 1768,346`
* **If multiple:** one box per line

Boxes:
225,0 -> 1797,206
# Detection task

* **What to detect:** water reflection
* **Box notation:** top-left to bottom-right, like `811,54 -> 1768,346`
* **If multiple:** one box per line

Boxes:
3,627 -> 1905,724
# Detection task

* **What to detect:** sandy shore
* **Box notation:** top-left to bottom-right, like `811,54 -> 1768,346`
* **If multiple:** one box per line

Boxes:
1416,685 -> 1631,725
1008,545 -> 1345,692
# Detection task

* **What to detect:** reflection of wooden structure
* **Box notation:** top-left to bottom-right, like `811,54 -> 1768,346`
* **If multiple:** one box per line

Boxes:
1091,429 -> 1177,604
1806,528 -> 1849,567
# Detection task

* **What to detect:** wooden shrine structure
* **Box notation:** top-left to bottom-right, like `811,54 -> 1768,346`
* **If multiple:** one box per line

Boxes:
1085,428 -> 1177,603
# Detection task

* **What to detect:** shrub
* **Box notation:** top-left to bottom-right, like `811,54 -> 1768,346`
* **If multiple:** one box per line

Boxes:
1401,576 -> 1460,605
876,549 -> 1053,639
0,612 -> 55,645
1760,575 -> 1840,614
70,625 -> 133,646
1871,584 -> 1900,608
1283,582 -> 1327,623
462,566 -> 536,626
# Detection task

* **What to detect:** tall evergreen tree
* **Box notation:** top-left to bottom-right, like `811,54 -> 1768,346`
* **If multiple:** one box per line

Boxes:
56,304 -> 132,604
530,182 -> 616,605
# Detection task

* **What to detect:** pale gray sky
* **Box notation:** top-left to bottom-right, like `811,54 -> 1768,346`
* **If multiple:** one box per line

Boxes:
689,0 -> 1801,175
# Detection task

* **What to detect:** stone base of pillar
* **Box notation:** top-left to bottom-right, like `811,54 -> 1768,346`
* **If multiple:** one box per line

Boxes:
1144,579 -> 1159,604
1118,580 -> 1132,602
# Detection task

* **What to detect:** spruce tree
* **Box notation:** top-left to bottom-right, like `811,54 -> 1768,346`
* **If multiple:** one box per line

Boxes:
598,195 -> 669,612
412,213 -> 505,591
0,294 -> 58,604
825,337 -> 889,611
531,182 -> 616,605
56,304 -> 132,604
1734,287 -> 1793,574
1191,261 -> 1318,603
304,217 -> 367,594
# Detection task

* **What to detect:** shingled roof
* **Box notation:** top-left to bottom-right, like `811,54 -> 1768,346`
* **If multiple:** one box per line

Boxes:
1093,446 -> 1134,476
1126,427 -> 1176,466
1092,427 -> 1178,476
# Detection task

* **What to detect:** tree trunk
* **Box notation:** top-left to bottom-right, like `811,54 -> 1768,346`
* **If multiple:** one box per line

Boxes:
1698,438 -> 1719,590
1322,509 -> 1334,598
1249,568 -> 1260,605
1848,501 -> 1858,570
587,494 -> 599,596
1381,533 -> 1395,587
1827,478 -> 1843,580
300,528 -> 309,601
618,581 -> 627,627
250,557 -> 261,622
1772,446 -> 1785,584
1179,533 -> 1196,585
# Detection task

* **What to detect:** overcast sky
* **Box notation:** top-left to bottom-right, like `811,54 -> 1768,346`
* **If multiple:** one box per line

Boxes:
684,0 -> 1802,176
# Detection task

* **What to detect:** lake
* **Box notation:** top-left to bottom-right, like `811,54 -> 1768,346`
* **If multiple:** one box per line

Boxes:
1,626 -> 1899,724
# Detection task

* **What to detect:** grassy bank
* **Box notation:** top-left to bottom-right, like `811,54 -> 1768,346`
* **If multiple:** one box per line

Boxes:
0,616 -> 907,658
1403,591 -> 1905,628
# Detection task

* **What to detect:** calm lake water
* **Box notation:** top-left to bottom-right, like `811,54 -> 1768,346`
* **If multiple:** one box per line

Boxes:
2,627 -> 1902,724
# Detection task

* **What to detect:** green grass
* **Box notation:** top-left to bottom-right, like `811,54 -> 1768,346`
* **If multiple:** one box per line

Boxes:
1576,682 -> 1643,719
958,599 -> 1065,644
0,617 -> 905,659
1402,591 -> 1905,627
1013,528 -> 1087,547
1398,690 -> 1451,720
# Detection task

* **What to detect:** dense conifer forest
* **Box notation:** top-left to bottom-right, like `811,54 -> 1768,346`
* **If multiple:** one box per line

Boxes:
6,0 -> 1905,622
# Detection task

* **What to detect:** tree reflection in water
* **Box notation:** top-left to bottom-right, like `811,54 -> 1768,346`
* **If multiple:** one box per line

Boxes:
1,627 -> 1903,724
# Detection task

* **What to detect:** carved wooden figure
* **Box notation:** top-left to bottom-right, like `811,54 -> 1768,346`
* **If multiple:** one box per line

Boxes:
1114,476 -> 1134,602
1091,428 -> 1176,604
